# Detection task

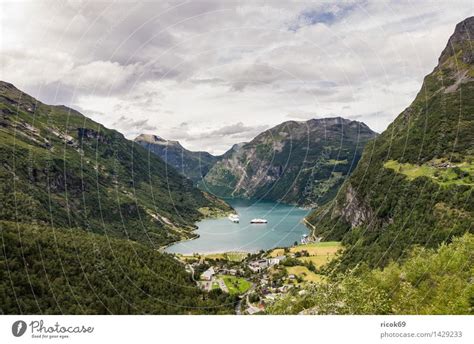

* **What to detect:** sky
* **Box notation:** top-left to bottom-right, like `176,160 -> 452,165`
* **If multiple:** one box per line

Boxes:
1,1 -> 472,154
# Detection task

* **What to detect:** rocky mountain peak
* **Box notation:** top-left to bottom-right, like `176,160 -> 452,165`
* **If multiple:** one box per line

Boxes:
439,16 -> 473,65
135,133 -> 219,184
307,117 -> 367,129
203,116 -> 377,206
135,133 -> 182,147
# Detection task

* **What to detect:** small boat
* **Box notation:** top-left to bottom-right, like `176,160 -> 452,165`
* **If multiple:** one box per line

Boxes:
250,218 -> 268,224
228,214 -> 240,223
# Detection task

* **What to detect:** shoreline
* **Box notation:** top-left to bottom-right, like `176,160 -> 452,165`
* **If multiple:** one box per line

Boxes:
159,208 -> 232,253
163,200 -> 314,255
159,233 -> 200,253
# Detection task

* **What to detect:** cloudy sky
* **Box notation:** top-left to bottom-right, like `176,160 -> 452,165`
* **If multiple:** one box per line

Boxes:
1,1 -> 472,154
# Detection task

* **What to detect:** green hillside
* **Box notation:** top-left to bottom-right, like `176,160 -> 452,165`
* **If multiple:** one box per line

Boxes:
0,81 -> 234,315
307,17 -> 474,269
0,81 -> 231,247
0,221 -> 236,314
268,233 -> 474,315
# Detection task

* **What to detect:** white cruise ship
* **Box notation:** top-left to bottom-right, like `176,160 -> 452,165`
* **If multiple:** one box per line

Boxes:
250,218 -> 268,224
228,214 -> 240,223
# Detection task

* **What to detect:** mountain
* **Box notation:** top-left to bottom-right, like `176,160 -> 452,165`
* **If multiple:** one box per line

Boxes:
134,134 -> 219,184
0,81 -> 235,314
0,81 -> 231,247
307,17 -> 474,269
201,117 -> 378,206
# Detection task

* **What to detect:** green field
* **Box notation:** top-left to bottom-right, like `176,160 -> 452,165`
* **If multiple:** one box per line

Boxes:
384,159 -> 474,186
286,266 -> 324,283
219,275 -> 252,295
181,251 -> 249,262
269,241 -> 341,268
269,242 -> 341,285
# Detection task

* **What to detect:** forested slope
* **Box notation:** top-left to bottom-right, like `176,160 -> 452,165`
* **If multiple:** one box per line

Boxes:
307,17 -> 474,269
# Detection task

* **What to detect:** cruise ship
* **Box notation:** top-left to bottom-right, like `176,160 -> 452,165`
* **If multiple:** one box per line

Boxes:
250,218 -> 268,224
228,214 -> 240,223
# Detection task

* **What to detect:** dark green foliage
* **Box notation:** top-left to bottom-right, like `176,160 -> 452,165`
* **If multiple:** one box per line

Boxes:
268,233 -> 474,315
0,221 -> 236,314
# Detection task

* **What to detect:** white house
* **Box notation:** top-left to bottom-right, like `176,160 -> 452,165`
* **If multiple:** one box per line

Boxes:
267,255 -> 286,266
248,259 -> 268,272
201,267 -> 215,281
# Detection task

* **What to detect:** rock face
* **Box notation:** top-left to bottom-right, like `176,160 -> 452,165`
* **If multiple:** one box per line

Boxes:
134,134 -> 219,184
439,17 -> 474,64
333,185 -> 374,228
202,117 -> 377,206
0,81 -> 231,247
307,17 -> 474,269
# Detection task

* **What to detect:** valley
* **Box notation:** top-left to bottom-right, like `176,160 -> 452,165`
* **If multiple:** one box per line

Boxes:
177,241 -> 342,314
0,15 -> 473,317
135,117 -> 377,208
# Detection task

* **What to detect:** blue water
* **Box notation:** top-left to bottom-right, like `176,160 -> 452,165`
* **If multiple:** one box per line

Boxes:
165,199 -> 310,254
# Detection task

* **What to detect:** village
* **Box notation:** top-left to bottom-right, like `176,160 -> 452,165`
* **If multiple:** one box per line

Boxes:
177,239 -> 342,315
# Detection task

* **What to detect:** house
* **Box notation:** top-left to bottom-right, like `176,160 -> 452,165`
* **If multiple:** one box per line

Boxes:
220,268 -> 237,275
246,306 -> 260,315
248,259 -> 268,272
264,293 -> 277,301
278,285 -> 292,293
267,255 -> 286,266
200,267 -> 215,281
301,234 -> 309,244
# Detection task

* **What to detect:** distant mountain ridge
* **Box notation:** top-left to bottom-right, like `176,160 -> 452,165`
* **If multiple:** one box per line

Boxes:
135,133 -> 220,184
201,117 -> 378,206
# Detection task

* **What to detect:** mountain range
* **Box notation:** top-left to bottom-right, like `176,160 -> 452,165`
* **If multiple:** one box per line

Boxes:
203,117 -> 377,206
139,118 -> 377,207
0,81 -> 231,247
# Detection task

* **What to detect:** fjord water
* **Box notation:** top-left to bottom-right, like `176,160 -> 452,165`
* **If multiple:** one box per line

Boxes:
165,199 -> 310,254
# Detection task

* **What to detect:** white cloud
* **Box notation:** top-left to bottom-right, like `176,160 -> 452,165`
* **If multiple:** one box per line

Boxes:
0,49 -> 74,85
63,60 -> 139,92
0,0 -> 473,154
